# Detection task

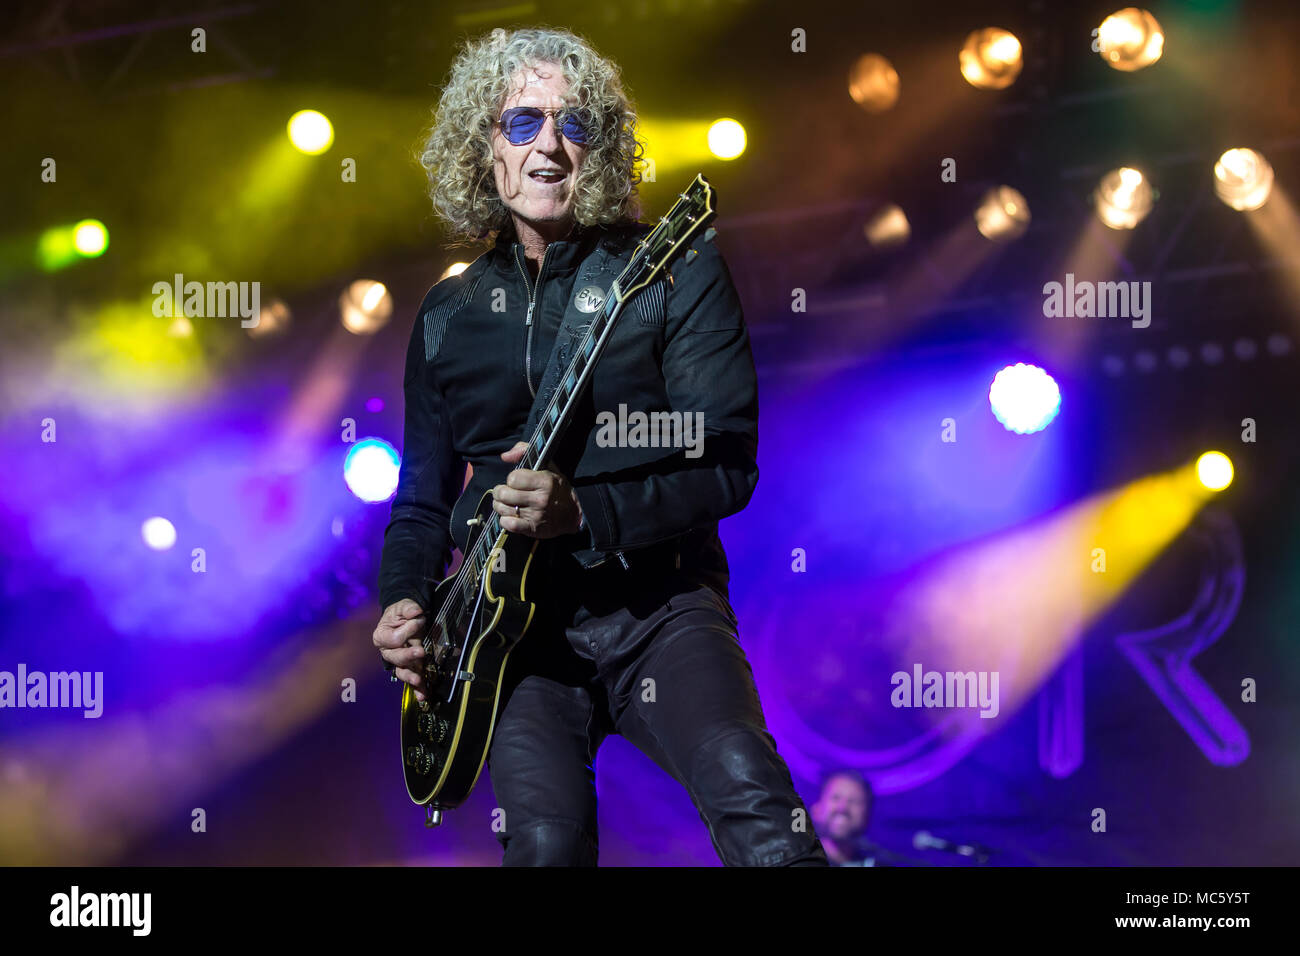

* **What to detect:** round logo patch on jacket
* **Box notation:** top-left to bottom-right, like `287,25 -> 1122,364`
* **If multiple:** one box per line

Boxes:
574,285 -> 606,313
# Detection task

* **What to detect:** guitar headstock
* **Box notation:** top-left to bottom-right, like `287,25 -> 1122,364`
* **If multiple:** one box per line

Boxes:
614,174 -> 717,301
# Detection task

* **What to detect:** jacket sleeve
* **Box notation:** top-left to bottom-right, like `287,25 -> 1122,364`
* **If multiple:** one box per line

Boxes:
571,237 -> 759,551
377,304 -> 466,611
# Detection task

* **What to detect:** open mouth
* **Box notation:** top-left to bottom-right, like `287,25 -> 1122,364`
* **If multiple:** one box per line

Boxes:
529,170 -> 566,185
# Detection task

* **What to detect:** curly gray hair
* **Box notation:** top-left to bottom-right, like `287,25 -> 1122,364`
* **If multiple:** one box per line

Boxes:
418,26 -> 645,246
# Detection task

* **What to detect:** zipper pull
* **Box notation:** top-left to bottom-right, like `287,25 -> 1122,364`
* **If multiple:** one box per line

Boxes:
525,301 -> 535,326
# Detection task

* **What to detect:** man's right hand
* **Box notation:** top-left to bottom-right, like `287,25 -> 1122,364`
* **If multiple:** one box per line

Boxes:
373,599 -> 436,703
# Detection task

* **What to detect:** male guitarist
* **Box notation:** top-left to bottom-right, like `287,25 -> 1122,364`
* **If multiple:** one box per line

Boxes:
373,25 -> 827,867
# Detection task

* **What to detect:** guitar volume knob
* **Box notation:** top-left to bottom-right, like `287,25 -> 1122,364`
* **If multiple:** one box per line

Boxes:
432,717 -> 451,743
418,713 -> 452,743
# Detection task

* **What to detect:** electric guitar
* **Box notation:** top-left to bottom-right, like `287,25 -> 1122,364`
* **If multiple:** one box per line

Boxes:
400,174 -> 718,826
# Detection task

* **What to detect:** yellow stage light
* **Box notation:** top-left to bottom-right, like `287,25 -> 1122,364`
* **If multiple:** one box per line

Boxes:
959,28 -> 1023,90
707,119 -> 746,160
1214,148 -> 1273,212
249,298 -> 291,338
1095,166 -> 1154,230
287,110 -> 334,155
340,280 -> 392,335
440,262 -> 470,281
848,53 -> 900,112
1196,451 -> 1233,491
975,186 -> 1031,241
864,204 -> 910,249
73,219 -> 109,257
1097,8 -> 1164,71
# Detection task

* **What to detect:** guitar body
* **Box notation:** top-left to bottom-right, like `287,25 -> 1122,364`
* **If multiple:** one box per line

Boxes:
400,491 -> 538,808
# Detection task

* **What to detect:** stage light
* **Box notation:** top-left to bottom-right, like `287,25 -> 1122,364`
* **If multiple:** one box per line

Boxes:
141,516 -> 177,551
249,298 -> 291,338
707,119 -> 745,160
1214,148 -> 1273,211
975,186 -> 1031,241
1095,166 -> 1153,229
1266,334 -> 1292,357
1195,451 -> 1233,492
287,109 -> 334,155
988,363 -> 1061,435
1097,8 -> 1164,72
167,315 -> 194,338
959,28 -> 1023,90
339,280 -> 393,335
864,203 -> 910,249
848,53 -> 900,112
344,438 -> 401,503
440,262 -> 470,281
36,218 -> 109,271
73,219 -> 109,257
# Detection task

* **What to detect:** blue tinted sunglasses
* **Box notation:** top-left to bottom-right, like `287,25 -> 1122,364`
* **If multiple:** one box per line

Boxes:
497,106 -> 593,146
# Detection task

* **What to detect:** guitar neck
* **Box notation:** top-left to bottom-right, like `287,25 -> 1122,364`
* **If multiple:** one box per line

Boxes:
460,267 -> 632,568
520,278 -> 630,474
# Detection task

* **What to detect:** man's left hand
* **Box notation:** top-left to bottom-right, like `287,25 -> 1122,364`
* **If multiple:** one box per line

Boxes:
492,441 -> 584,538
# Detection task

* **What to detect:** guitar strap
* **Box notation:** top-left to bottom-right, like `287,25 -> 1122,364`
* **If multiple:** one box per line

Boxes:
522,226 -> 660,573
523,230 -> 620,440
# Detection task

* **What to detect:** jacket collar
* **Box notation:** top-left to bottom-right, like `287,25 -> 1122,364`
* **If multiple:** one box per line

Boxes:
491,218 -> 605,276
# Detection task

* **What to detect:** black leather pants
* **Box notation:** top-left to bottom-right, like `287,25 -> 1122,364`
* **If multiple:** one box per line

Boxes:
487,554 -> 828,866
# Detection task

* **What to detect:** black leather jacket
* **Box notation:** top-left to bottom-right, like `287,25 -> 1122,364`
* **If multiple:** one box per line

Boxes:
377,218 -> 759,611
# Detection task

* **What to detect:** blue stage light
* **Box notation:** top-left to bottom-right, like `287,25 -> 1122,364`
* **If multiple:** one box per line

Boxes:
988,363 -> 1061,434
344,438 -> 400,502
141,516 -> 177,550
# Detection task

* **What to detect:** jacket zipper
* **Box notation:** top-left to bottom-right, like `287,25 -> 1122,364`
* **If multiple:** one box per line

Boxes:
514,244 -> 551,398
512,238 -> 627,571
